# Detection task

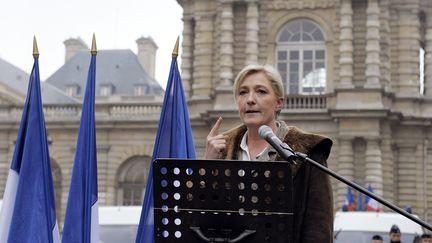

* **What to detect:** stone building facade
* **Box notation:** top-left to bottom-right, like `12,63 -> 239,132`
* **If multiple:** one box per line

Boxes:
177,0 -> 432,222
0,0 -> 431,228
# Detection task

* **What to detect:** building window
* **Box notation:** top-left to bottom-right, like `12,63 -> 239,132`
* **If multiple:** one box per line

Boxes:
100,84 -> 113,96
134,84 -> 148,96
65,85 -> 80,96
117,156 -> 150,206
276,19 -> 326,95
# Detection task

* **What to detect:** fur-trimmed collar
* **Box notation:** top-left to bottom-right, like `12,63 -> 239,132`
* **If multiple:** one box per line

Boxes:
222,121 -> 332,161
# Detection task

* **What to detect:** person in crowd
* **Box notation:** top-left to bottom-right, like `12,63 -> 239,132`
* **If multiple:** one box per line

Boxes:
372,235 -> 384,243
205,64 -> 333,242
389,224 -> 402,243
420,233 -> 432,243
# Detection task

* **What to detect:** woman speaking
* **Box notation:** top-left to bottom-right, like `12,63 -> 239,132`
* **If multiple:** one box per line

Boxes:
205,64 -> 334,242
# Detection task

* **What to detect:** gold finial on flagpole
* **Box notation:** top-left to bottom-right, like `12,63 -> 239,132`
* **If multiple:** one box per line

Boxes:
33,36 -> 39,59
91,33 -> 97,56
172,36 -> 180,59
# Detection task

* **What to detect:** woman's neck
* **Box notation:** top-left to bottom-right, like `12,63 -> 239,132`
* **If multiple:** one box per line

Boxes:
246,121 -> 279,152
247,121 -> 278,139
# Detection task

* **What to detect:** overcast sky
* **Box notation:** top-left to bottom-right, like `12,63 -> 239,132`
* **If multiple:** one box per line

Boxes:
0,0 -> 183,89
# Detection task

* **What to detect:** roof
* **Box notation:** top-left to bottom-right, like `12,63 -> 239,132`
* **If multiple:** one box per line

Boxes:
41,82 -> 80,104
0,57 -> 79,104
45,50 -> 163,96
0,57 -> 31,94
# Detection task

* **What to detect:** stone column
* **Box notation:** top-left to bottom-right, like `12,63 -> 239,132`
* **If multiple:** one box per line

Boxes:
364,138 -> 383,197
396,145 -> 417,213
192,13 -> 214,99
214,0 -> 236,110
365,0 -> 381,88
0,138 -> 9,196
337,137 -> 354,208
181,15 -> 194,98
396,6 -> 421,94
424,11 -> 432,96
379,0 -> 391,89
380,122 -> 395,202
245,0 -> 259,65
219,0 -> 234,88
338,0 -> 354,88
415,142 -> 427,218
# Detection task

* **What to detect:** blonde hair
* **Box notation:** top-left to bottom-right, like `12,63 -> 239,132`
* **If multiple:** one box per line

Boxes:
233,64 -> 285,100
233,64 -> 285,116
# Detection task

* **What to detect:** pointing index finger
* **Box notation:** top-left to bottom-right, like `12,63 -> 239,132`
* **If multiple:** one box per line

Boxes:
209,117 -> 223,136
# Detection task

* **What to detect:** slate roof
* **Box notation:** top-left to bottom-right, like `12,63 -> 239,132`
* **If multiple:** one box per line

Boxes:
0,57 -> 79,104
45,49 -> 163,96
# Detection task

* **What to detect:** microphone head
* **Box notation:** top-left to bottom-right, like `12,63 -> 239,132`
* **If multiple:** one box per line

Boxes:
258,125 -> 273,139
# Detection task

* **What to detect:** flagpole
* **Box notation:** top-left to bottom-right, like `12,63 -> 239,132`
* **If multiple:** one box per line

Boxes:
135,36 -> 196,243
91,33 -> 97,56
62,33 -> 99,243
33,36 -> 49,234
34,36 -> 60,243
172,36 -> 179,58
0,36 -> 61,243
33,36 -> 39,59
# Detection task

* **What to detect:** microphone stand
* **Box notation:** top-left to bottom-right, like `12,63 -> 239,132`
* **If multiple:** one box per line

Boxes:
278,144 -> 432,231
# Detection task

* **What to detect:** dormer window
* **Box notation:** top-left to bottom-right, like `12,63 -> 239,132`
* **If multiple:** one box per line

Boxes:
66,85 -> 80,96
100,84 -> 113,96
134,84 -> 148,96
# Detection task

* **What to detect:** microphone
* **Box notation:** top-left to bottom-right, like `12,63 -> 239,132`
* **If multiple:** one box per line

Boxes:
258,125 -> 297,161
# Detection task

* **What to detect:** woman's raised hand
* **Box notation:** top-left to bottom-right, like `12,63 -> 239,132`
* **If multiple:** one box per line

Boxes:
205,117 -> 226,159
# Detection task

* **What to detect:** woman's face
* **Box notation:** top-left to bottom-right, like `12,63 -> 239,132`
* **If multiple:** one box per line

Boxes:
236,72 -> 284,129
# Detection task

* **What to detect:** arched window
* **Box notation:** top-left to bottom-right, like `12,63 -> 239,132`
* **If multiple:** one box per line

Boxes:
276,19 -> 326,95
117,156 -> 151,205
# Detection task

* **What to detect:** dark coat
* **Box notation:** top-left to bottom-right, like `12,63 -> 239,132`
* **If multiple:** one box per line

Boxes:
221,124 -> 334,243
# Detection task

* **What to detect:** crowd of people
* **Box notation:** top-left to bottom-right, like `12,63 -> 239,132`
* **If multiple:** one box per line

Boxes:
370,224 -> 431,243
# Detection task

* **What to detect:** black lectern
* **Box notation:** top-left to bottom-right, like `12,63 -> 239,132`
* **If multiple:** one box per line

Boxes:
153,159 -> 293,243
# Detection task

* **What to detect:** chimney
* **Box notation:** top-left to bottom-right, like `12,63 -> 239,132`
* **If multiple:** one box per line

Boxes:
64,37 -> 88,62
136,36 -> 158,79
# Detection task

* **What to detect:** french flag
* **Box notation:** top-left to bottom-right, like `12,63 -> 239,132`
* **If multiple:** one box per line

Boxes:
135,37 -> 197,243
62,35 -> 99,243
343,187 -> 355,211
0,38 -> 61,243
357,191 -> 364,211
366,184 -> 380,212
